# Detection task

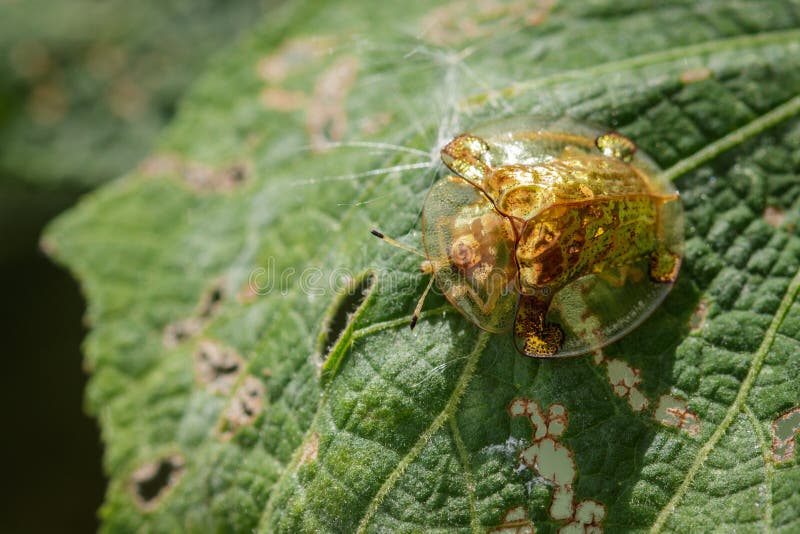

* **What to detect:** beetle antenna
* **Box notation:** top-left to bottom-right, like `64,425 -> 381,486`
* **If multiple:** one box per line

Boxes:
410,275 -> 436,330
370,229 -> 426,258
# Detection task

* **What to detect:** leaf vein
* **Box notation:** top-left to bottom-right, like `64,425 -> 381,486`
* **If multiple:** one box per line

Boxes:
477,29 -> 800,105
649,266 -> 800,533
660,94 -> 800,183
449,416 -> 481,534
354,331 -> 490,534
743,403 -> 774,532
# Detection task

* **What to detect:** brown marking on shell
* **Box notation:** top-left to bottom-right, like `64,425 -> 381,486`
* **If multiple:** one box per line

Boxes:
514,296 -> 563,356
448,233 -> 482,272
650,249 -> 681,283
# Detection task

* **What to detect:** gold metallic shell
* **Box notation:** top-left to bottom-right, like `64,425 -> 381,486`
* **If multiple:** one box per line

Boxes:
421,176 -> 518,333
428,116 -> 684,358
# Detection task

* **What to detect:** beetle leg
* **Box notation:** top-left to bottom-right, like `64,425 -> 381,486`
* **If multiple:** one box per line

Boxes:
649,197 -> 681,283
440,134 -> 492,185
370,229 -> 426,258
649,247 -> 681,283
410,275 -> 436,329
595,132 -> 636,162
514,295 -> 563,357
446,275 -> 498,316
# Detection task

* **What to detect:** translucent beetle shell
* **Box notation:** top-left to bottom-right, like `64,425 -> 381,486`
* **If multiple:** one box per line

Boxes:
423,116 -> 683,357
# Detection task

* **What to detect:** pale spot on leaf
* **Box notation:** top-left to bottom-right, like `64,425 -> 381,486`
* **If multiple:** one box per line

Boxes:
489,505 -> 536,534
654,394 -> 700,436
689,299 -> 710,333
139,154 -> 248,193
307,56 -> 359,152
299,432 -> 320,466
28,79 -> 67,124
9,40 -> 53,79
559,499 -> 606,534
358,112 -> 393,135
679,66 -> 712,84
421,0 -> 554,46
256,36 -> 335,83
763,205 -> 786,229
219,376 -> 266,439
771,407 -> 800,464
163,279 -> 227,347
605,359 -> 649,412
194,340 -> 243,395
511,398 -> 605,531
259,87 -> 308,112
163,317 -> 204,349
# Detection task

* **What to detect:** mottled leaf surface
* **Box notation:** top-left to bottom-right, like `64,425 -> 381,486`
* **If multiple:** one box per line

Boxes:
46,1 -> 800,532
0,0 -> 273,189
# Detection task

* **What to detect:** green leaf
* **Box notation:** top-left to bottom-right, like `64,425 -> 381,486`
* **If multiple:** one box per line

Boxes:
0,0 -> 273,189
45,1 -> 800,532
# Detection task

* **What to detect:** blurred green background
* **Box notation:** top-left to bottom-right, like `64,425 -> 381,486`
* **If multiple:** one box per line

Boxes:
0,1 -> 275,531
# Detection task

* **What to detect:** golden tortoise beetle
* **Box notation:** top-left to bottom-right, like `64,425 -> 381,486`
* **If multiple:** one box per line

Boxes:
373,116 -> 683,357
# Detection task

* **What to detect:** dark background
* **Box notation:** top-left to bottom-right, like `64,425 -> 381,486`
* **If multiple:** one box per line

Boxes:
0,1 -> 276,531
1,189 -> 102,533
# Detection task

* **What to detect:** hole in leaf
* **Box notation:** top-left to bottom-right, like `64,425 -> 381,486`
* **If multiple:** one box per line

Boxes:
162,279 -> 226,348
131,455 -> 185,510
162,318 -> 203,348
197,279 -> 226,318
219,376 -> 265,439
318,271 -> 376,360
225,164 -> 247,185
195,339 -> 242,394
